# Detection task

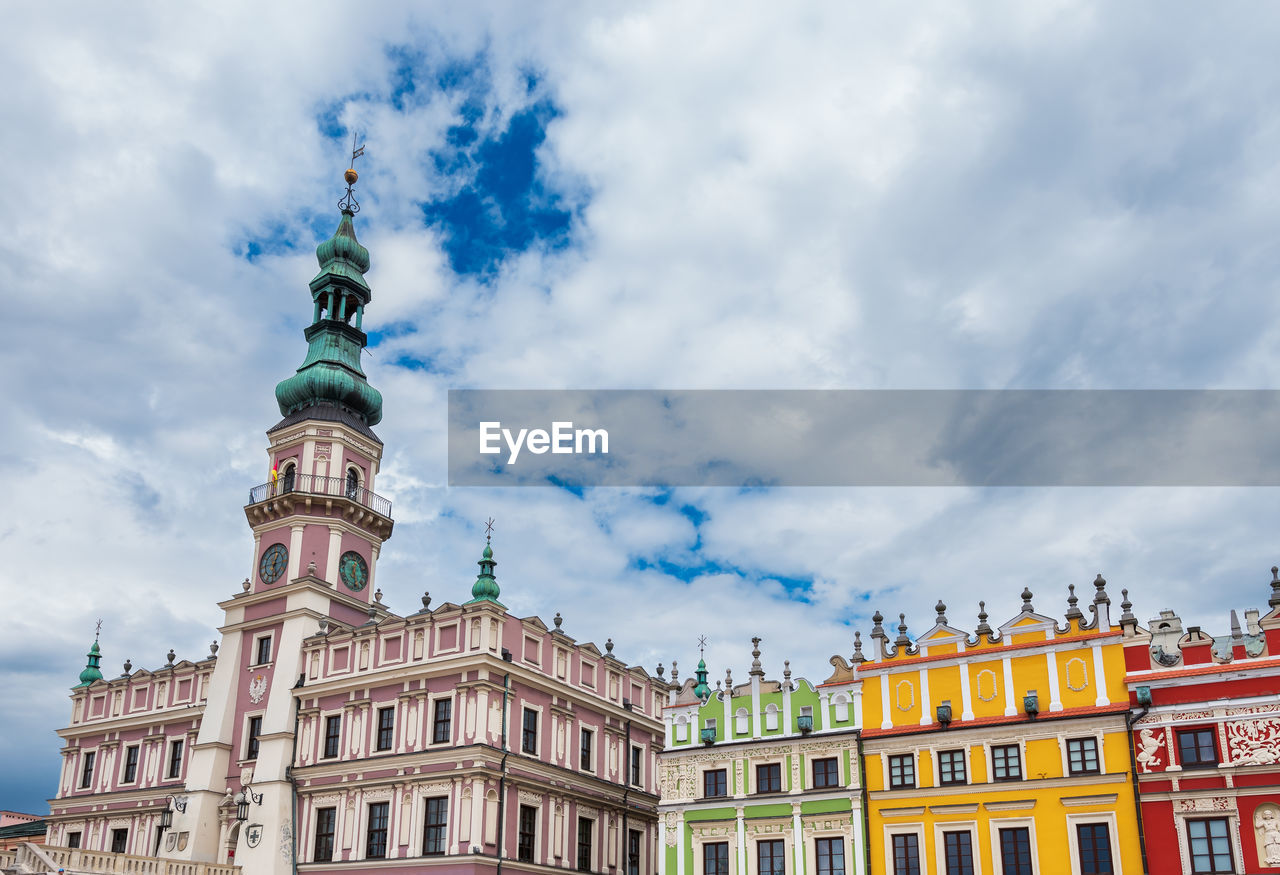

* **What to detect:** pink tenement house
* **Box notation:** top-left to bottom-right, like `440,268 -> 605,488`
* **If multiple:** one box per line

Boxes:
44,172 -> 665,875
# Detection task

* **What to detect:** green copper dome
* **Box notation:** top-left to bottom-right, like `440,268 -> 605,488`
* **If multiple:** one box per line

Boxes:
693,656 -> 711,701
467,539 -> 503,605
76,639 -> 103,688
274,207 -> 383,426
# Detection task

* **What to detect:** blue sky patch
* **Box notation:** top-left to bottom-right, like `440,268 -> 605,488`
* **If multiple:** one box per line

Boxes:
424,96 -> 578,277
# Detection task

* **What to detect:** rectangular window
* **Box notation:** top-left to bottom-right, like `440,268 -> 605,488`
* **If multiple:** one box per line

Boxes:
938,749 -> 967,785
255,635 -> 272,665
313,807 -> 336,863
432,699 -> 452,744
888,754 -> 915,790
580,728 -> 594,771
992,744 -> 1022,781
628,829 -> 642,875
110,828 -> 128,854
167,740 -> 183,778
523,708 -> 539,755
246,716 -> 263,760
756,762 -> 782,793
122,745 -> 139,784
998,827 -> 1033,875
1187,818 -> 1234,874
758,839 -> 785,875
366,801 -> 389,859
704,768 -> 727,798
1067,737 -> 1100,775
1076,823 -> 1113,875
816,837 -> 845,875
577,818 -> 594,872
518,805 -> 537,863
1178,729 -> 1219,769
813,757 -> 839,788
67,832 -> 81,849
423,797 -> 447,856
943,831 -> 974,875
891,834 -> 920,875
376,706 -> 395,751
324,715 -> 341,758
630,745 -> 643,786
704,841 -> 730,875
80,751 -> 95,788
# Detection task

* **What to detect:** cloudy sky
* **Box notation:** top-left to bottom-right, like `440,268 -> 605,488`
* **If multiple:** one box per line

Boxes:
4,1 -> 1280,815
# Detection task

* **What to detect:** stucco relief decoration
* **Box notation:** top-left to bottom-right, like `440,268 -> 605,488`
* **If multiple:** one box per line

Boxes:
896,680 -> 915,712
1176,797 -> 1233,813
1136,728 -> 1164,773
1172,710 -> 1215,722
1065,658 -> 1088,692
977,670 -> 998,702
1226,718 -> 1280,765
248,673 -> 268,704
519,790 -> 543,806
665,812 -> 678,847
1255,804 -> 1280,867
365,788 -> 392,802
280,824 -> 294,864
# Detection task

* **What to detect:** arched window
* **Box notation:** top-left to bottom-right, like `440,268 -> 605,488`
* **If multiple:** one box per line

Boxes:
764,703 -> 780,731
345,467 -> 360,500
833,693 -> 850,723
281,463 -> 295,493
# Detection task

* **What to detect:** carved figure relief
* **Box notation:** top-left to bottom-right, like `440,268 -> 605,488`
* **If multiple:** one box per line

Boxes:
1065,658 -> 1088,692
1136,728 -> 1164,773
895,680 -> 915,712
1255,805 -> 1280,867
1226,718 -> 1280,765
976,670 -> 998,702
665,812 -> 679,847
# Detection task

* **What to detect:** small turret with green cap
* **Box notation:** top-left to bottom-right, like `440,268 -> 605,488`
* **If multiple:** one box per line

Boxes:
692,635 -> 711,701
467,517 -> 503,605
76,622 -> 104,688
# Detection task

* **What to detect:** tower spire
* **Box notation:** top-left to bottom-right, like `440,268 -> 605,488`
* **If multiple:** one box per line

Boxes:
467,519 -> 502,604
76,622 -> 104,688
274,160 -> 383,428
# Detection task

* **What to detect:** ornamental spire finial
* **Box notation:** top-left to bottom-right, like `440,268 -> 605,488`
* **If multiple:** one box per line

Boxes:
339,132 -> 365,213
467,521 -> 502,605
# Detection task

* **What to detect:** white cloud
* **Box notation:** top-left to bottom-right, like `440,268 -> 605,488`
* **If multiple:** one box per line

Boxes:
4,0 -> 1280,814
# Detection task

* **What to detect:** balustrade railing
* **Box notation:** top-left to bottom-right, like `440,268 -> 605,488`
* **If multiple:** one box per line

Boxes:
9,843 -> 240,875
247,472 -> 391,517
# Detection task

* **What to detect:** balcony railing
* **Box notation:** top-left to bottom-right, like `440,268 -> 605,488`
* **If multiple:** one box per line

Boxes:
6,843 -> 241,875
248,473 -> 391,518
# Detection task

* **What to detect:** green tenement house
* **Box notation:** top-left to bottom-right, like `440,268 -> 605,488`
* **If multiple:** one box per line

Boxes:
658,639 -> 866,875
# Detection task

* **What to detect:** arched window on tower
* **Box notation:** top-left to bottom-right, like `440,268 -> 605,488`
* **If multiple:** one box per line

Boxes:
282,463 -> 295,494
346,467 -> 360,501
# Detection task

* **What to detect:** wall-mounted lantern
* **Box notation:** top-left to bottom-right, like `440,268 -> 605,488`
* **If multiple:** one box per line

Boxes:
936,700 -> 953,728
1023,690 -> 1039,720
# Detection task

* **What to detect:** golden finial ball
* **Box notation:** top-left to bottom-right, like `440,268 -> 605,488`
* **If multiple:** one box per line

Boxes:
344,168 -> 359,185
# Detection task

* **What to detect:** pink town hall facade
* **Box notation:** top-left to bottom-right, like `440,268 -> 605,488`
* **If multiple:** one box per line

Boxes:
44,174 -> 665,875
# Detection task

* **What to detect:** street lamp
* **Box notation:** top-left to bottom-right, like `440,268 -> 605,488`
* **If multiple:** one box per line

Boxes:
235,785 -> 263,822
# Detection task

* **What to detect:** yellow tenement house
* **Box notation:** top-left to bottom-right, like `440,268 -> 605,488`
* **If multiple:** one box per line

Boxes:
855,577 -> 1142,875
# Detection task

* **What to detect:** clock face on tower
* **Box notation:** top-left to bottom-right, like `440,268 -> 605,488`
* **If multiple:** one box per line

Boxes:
259,543 -> 288,584
339,551 -> 369,591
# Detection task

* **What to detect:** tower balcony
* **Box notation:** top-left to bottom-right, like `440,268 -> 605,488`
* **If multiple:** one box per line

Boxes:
246,473 -> 393,530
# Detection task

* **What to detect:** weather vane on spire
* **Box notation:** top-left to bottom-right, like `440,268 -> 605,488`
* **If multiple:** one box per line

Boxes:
484,517 -> 496,543
697,635 -> 708,656
95,618 -> 102,640
339,131 -> 366,214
